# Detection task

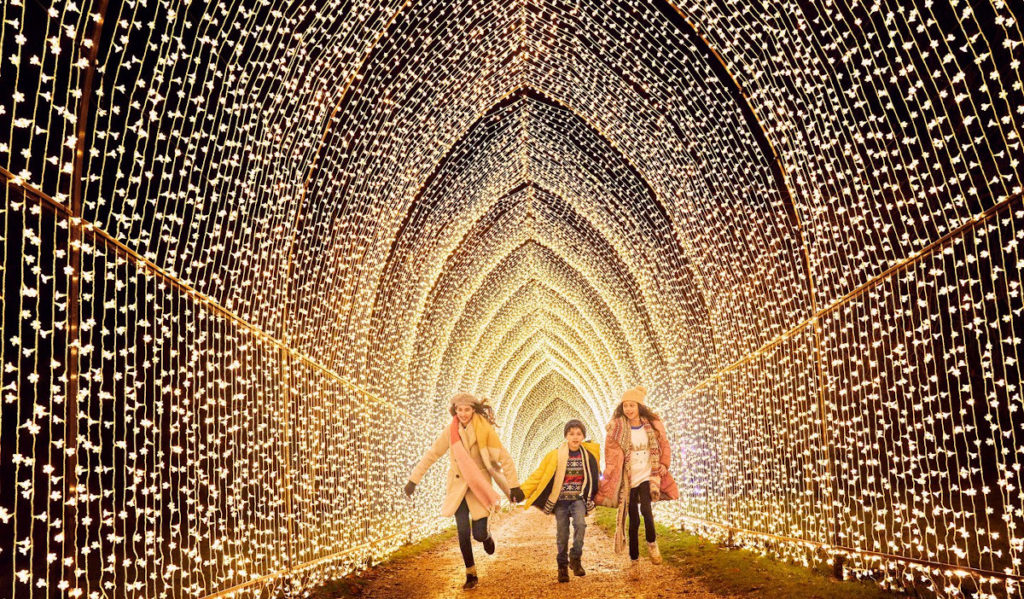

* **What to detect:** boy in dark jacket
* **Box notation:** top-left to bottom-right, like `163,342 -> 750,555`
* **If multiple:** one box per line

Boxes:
519,419 -> 601,582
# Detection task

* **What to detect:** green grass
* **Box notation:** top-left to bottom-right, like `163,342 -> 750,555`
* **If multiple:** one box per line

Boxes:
310,526 -> 457,598
593,507 -> 898,599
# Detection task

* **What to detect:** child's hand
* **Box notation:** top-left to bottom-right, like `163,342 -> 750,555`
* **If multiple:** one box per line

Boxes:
658,464 -> 667,476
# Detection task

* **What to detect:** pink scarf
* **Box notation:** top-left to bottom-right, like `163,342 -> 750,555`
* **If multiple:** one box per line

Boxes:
449,417 -> 501,510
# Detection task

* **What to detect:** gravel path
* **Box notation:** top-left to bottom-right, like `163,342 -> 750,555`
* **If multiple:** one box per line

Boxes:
349,507 -> 732,598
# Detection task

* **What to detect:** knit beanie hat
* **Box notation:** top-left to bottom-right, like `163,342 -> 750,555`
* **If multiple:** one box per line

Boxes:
449,392 -> 478,409
563,419 -> 586,437
620,386 -> 647,406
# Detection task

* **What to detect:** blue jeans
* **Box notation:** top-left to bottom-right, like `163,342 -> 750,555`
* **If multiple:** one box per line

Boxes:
554,499 -> 586,566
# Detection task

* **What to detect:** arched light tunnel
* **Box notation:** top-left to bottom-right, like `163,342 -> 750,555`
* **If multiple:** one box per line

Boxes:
1,0 -> 1022,597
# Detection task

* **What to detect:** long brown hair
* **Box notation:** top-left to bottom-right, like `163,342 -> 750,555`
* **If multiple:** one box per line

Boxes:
612,402 -> 660,422
450,397 -> 498,426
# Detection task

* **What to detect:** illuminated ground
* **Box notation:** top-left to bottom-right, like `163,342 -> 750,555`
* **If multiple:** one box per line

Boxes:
322,508 -> 727,599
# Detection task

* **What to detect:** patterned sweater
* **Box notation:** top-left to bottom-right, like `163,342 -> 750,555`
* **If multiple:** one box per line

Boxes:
519,441 -> 600,513
557,449 -> 585,501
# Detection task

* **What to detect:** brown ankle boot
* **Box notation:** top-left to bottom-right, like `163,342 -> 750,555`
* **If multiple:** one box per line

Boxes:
557,564 -> 569,583
463,566 -> 478,589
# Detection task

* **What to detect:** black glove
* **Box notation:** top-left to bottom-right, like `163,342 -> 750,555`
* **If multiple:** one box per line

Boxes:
509,487 -> 525,503
404,481 -> 416,497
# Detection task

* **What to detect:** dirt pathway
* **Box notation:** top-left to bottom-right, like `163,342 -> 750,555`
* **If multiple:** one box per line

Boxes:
347,507 -> 733,598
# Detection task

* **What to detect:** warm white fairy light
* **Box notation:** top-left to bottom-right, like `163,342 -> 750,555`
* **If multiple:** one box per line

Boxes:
1,0 -> 1022,597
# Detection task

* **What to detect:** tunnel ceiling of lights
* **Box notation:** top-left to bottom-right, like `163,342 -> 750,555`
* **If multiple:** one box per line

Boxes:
2,0 -> 1023,597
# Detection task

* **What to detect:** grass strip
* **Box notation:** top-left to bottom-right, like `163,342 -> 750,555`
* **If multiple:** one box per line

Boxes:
593,507 -> 898,599
311,526 -> 457,598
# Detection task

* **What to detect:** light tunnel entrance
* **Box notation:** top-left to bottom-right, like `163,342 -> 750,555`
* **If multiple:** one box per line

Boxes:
1,0 -> 1023,597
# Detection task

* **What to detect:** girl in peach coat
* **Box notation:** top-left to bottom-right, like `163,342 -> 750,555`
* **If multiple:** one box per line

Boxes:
595,387 -> 679,564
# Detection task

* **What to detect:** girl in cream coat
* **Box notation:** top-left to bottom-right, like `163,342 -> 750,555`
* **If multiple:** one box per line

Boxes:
404,393 -> 524,589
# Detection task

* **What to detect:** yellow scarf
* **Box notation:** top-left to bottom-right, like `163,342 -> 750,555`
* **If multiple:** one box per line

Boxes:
472,413 -> 501,450
470,414 -> 512,498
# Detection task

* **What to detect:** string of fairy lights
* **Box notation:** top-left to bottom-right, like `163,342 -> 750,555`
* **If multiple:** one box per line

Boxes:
1,0 -> 1022,597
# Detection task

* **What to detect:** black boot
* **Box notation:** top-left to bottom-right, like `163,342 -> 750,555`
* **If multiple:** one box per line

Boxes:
557,564 -> 569,583
482,536 -> 495,555
569,554 -> 586,577
463,572 -> 478,590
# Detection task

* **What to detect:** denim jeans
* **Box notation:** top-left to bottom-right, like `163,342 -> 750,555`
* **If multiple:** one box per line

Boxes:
554,499 -> 587,566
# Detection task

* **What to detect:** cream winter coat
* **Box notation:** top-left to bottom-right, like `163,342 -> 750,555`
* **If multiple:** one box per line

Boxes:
409,420 -> 519,520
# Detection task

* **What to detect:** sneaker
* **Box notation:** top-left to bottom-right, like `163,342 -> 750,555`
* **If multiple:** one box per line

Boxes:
463,573 -> 478,590
648,541 -> 662,565
482,536 -> 495,555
